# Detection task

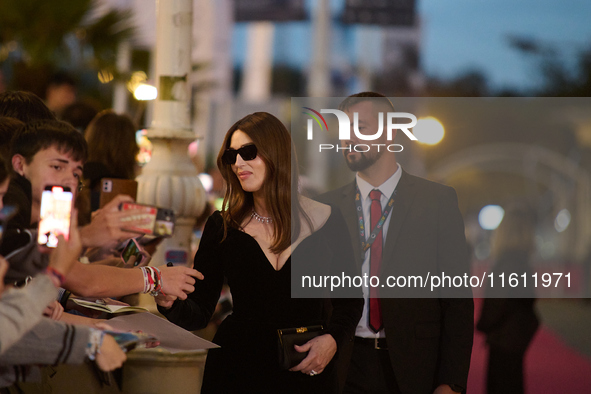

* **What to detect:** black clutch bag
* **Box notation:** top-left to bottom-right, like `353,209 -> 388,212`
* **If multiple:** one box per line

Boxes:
277,325 -> 324,370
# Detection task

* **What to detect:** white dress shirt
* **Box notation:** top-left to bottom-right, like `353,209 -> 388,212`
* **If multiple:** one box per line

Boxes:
355,164 -> 402,338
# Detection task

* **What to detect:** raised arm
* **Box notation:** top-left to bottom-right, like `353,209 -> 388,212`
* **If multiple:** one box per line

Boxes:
62,261 -> 201,299
1,220 -> 82,354
156,212 -> 224,331
0,319 -> 126,373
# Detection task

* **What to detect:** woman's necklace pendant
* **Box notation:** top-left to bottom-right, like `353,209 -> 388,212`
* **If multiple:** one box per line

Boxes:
251,210 -> 273,224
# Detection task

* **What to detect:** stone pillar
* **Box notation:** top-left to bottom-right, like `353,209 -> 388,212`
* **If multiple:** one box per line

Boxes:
240,22 -> 275,103
305,0 -> 331,189
136,0 -> 206,267
307,0 -> 331,98
113,41 -> 131,114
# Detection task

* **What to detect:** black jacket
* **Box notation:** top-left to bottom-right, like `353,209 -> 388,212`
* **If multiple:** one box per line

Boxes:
1,174 -> 48,284
317,170 -> 474,394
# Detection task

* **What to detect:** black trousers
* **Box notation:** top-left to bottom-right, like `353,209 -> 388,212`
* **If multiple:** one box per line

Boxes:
343,342 -> 401,394
487,347 -> 525,394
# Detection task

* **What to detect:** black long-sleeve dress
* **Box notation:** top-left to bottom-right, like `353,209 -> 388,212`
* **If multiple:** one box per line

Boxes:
159,209 -> 363,394
477,249 -> 540,394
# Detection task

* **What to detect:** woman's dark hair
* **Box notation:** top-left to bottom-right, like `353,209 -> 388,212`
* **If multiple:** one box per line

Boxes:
85,110 -> 139,180
0,91 -> 56,123
217,112 -> 311,254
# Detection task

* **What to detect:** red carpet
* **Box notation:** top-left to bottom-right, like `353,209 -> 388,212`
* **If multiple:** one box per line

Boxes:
469,300 -> 591,393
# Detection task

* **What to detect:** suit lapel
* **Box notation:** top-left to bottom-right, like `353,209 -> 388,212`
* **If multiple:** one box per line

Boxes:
381,171 -> 417,263
339,182 -> 364,269
335,171 -> 417,270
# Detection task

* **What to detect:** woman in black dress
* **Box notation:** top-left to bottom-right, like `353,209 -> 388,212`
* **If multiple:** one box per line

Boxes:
156,112 -> 363,393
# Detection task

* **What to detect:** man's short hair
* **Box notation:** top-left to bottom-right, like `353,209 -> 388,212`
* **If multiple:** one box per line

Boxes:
0,91 -> 56,123
338,91 -> 395,112
0,151 -> 9,185
0,117 -> 25,159
11,119 -> 87,164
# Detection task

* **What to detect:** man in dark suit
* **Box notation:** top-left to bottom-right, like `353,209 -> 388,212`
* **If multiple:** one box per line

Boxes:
317,93 -> 474,394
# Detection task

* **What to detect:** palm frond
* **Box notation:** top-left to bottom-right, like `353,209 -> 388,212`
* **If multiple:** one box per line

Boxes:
0,0 -> 134,70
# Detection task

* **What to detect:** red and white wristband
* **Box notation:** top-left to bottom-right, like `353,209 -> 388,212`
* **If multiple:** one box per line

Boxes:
140,266 -> 165,297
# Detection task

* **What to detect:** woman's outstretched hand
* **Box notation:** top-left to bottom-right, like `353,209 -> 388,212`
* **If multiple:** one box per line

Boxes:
154,293 -> 178,309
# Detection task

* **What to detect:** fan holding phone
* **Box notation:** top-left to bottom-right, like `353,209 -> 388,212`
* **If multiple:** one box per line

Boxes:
3,118 -> 202,309
37,186 -> 73,248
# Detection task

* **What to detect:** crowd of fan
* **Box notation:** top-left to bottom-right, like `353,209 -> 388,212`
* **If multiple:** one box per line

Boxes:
0,90 -> 201,387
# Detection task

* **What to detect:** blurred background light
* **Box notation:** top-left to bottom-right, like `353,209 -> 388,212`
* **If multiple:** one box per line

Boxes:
98,70 -> 114,84
188,140 -> 199,158
478,204 -> 505,230
413,116 -> 445,145
214,197 -> 224,211
133,83 -> 157,100
554,209 -> 571,232
127,71 -> 149,93
198,173 -> 214,193
135,129 -> 152,165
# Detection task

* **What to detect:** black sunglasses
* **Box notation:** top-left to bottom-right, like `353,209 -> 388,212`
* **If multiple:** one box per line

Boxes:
222,144 -> 258,165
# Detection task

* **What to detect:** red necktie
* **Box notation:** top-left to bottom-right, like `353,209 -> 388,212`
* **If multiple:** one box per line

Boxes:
369,189 -> 383,333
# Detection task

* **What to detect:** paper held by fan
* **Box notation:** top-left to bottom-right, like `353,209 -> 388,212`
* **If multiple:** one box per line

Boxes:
106,312 -> 219,353
71,297 -> 150,314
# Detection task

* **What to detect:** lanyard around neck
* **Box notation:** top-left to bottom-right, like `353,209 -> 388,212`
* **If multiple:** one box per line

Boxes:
354,183 -> 396,260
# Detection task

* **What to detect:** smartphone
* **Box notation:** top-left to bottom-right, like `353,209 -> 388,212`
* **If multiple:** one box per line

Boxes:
119,202 -> 175,237
120,238 -> 150,267
99,178 -> 138,209
38,186 -> 73,248
0,205 -> 18,245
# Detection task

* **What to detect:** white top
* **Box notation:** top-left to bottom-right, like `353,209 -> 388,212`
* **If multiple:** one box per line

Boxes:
354,164 -> 402,338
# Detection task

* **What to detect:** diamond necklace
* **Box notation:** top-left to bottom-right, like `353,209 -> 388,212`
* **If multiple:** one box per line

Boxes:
251,210 -> 273,224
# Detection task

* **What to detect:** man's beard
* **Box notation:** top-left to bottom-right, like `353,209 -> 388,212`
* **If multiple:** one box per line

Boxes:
344,150 -> 380,172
